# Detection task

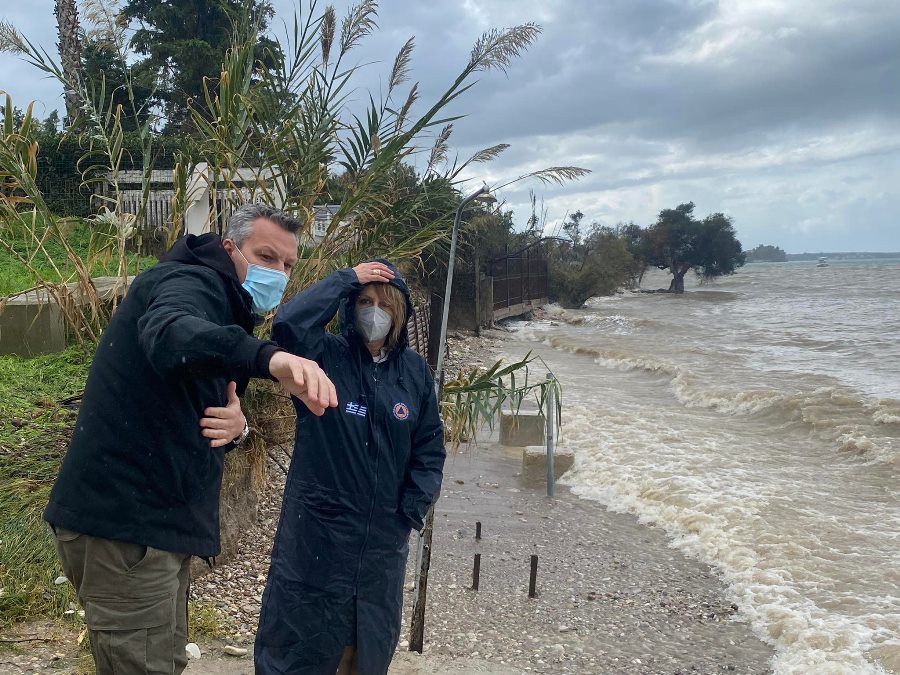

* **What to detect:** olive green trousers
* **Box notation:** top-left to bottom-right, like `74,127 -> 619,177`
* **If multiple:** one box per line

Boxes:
52,526 -> 192,675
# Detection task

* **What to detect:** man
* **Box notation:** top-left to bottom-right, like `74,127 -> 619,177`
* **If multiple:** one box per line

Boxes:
43,204 -> 336,674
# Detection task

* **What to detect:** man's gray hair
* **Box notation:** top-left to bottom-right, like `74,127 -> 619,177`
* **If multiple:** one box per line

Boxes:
223,204 -> 302,246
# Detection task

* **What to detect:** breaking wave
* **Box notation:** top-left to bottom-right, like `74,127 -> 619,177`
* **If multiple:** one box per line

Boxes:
512,264 -> 900,674
533,333 -> 899,466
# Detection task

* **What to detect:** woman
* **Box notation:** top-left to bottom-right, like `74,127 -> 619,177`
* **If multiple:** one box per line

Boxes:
255,259 -> 446,674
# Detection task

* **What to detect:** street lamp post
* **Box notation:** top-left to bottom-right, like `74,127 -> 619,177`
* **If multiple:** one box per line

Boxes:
433,182 -> 495,397
408,182 -> 495,653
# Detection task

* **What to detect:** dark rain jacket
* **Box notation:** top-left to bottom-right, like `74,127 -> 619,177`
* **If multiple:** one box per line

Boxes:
44,234 -> 280,557
255,262 -> 446,675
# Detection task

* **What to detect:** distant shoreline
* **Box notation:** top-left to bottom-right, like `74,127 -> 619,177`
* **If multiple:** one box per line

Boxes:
747,252 -> 900,263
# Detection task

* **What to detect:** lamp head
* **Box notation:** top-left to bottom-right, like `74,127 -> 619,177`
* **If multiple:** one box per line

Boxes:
474,191 -> 497,205
463,182 -> 496,205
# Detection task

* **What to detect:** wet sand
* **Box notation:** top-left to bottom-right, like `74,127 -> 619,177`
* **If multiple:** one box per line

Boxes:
390,440 -> 774,674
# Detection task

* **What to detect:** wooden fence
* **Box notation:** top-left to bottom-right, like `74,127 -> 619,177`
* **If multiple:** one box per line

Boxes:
96,168 -> 344,246
406,300 -> 431,362
98,169 -> 276,234
116,189 -> 175,231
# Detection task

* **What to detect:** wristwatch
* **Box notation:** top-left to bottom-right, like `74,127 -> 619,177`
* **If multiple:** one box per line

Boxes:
234,420 -> 250,446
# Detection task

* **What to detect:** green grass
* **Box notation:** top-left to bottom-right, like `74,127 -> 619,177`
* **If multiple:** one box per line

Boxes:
0,343 -> 96,627
0,348 -> 250,634
0,219 -> 157,297
189,600 -> 234,640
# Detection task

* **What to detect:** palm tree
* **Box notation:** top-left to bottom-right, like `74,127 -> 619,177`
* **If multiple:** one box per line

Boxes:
54,0 -> 82,125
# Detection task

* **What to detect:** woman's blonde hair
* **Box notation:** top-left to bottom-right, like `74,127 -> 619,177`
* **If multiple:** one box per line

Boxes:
368,283 -> 407,352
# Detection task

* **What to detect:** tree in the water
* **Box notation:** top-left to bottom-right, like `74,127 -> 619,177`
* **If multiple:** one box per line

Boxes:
641,202 -> 745,293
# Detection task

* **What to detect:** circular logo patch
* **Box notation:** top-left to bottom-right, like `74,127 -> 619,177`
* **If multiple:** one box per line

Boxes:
393,402 -> 410,421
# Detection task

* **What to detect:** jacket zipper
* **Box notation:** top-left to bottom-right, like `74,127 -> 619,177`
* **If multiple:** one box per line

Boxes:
355,360 -> 381,590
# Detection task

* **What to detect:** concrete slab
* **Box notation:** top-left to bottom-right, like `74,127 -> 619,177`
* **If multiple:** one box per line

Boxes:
0,276 -> 134,356
498,410 -> 545,447
0,290 -> 68,356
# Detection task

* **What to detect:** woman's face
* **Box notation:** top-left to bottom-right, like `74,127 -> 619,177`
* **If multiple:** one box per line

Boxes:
356,284 -> 396,321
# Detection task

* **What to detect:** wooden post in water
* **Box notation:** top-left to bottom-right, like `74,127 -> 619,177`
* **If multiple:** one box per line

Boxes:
472,553 -> 481,591
528,554 -> 539,598
408,505 -> 434,653
475,521 -> 482,540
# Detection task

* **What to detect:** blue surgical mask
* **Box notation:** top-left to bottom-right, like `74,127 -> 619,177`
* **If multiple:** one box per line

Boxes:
355,305 -> 393,343
233,246 -> 288,314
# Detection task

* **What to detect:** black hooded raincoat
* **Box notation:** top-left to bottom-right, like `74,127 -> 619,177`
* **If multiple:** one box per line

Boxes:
255,262 -> 445,674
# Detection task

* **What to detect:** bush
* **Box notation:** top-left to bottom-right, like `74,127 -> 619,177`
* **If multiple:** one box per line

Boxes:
33,129 -> 184,218
548,226 -> 637,308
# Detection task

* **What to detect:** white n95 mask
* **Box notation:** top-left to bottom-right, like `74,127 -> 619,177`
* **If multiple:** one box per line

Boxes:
355,306 -> 392,343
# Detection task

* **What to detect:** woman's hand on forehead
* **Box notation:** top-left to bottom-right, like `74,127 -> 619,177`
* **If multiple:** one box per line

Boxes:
353,261 -> 395,284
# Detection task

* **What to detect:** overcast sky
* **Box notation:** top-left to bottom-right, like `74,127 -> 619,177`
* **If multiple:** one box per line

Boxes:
2,0 -> 899,252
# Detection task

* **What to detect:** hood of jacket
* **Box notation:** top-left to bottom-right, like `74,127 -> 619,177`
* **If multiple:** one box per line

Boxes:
161,233 -> 256,329
338,258 -> 414,354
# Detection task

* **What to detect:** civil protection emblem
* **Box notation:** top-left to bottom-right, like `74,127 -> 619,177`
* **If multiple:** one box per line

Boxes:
392,402 -> 410,421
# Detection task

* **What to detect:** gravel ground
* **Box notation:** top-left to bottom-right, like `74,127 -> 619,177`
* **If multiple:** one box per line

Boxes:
391,444 -> 773,674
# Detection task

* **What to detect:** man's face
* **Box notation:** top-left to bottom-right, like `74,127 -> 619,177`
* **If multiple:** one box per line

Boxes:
223,217 -> 299,283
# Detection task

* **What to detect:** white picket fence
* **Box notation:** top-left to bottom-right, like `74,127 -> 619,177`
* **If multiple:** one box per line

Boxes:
98,165 -> 339,242
98,165 -> 279,234
117,189 -> 176,230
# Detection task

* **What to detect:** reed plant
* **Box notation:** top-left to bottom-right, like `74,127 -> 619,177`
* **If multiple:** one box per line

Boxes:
0,98 -> 107,340
1,0 -> 160,327
442,353 -> 562,448
180,2 -> 584,291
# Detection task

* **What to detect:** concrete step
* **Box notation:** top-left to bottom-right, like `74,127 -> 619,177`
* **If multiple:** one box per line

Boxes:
0,276 -> 134,356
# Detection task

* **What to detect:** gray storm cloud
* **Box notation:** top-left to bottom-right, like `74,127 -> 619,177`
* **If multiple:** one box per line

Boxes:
2,0 -> 898,250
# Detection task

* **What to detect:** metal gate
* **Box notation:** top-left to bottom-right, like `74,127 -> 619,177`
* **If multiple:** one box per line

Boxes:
488,244 -> 548,317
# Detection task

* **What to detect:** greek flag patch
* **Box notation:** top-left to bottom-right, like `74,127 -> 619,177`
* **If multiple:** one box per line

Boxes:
345,401 -> 368,418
